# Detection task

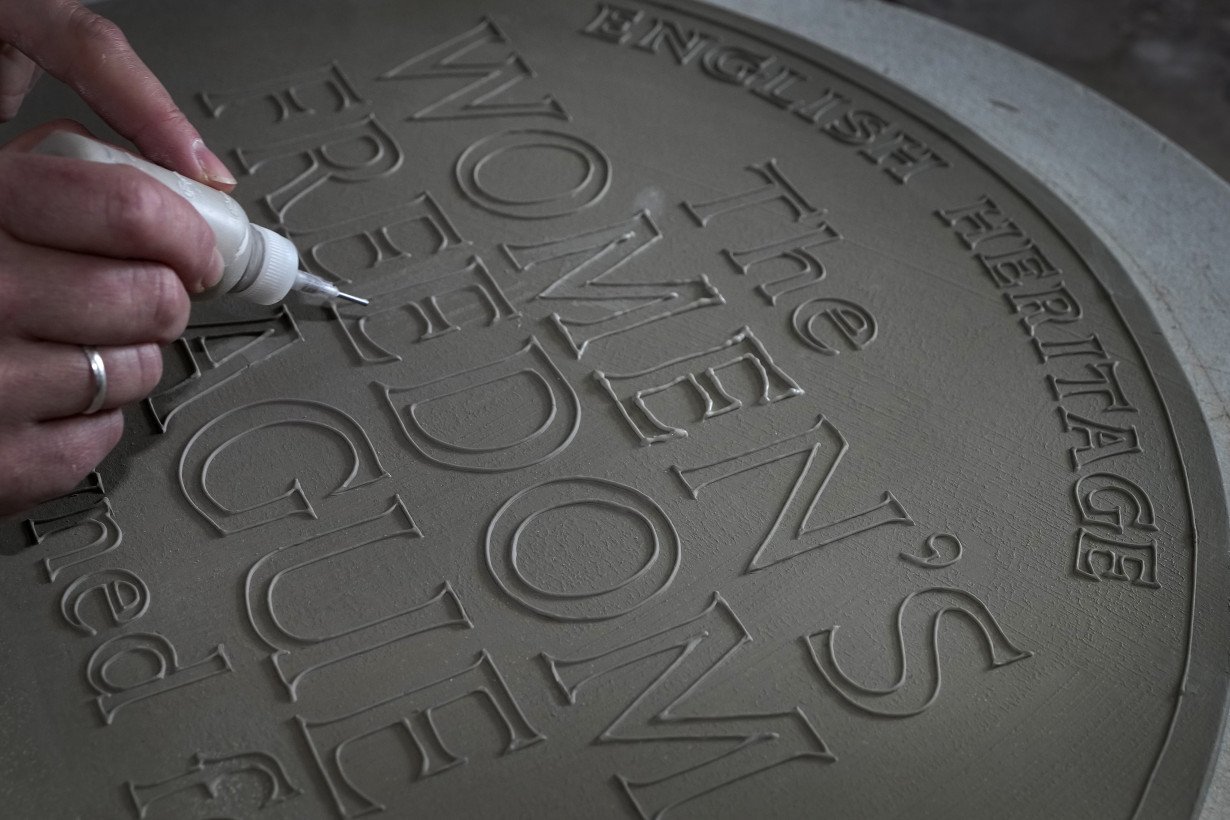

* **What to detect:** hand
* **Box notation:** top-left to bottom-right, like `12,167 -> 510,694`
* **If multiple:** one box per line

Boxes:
0,0 -> 234,187
0,121 -> 225,517
0,1 -> 236,517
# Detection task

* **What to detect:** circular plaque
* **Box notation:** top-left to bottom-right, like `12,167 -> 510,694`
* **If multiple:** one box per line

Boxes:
2,0 -> 1227,817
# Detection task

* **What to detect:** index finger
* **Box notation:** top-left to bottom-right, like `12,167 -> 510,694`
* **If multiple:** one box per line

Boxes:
0,0 -> 235,190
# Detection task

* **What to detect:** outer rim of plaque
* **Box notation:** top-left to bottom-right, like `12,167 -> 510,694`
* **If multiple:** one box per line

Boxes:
632,0 -> 1230,816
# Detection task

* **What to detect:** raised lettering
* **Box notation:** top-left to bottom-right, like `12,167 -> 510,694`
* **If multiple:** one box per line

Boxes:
633,19 -> 712,64
684,159 -> 820,227
381,336 -> 580,472
333,256 -> 517,364
545,594 -> 831,818
380,17 -> 567,120
1074,527 -> 1159,587
246,498 -> 471,700
1048,360 -> 1136,412
237,115 -> 403,228
595,326 -> 802,445
791,297 -> 877,355
24,479 -> 122,582
300,652 -> 544,817
200,62 -> 363,123
454,129 -> 610,219
86,633 -> 232,725
504,211 -> 723,358
723,216 -> 840,305
1073,472 -> 1158,535
673,415 -> 913,573
858,130 -> 948,184
485,477 -> 679,620
128,751 -> 300,819
1005,283 -> 1083,335
179,399 -> 388,535
293,195 -> 466,288
581,3 -> 643,44
1059,409 -> 1142,469
805,587 -> 1032,717
60,568 -> 149,636
147,309 -> 302,433
977,242 -> 1061,289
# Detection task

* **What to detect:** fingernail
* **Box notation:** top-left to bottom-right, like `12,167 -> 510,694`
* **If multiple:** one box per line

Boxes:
200,247 -> 225,293
192,138 -> 236,187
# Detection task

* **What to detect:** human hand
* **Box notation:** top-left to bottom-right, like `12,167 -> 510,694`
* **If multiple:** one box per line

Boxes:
0,0 -> 234,188
0,121 -> 224,517
0,0 -> 237,517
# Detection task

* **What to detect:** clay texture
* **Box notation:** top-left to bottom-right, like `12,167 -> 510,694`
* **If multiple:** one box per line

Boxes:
1,0 -> 1227,817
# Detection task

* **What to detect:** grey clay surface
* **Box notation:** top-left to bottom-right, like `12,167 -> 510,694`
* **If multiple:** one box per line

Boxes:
1,0 -> 1227,817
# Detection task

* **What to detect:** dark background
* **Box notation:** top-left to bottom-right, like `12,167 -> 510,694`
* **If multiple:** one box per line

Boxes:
888,0 -> 1230,182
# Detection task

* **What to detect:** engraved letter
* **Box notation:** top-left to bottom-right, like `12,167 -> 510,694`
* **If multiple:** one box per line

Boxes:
582,4 -> 643,44
147,309 -> 302,433
805,587 -> 1032,717
633,19 -> 712,64
504,211 -> 723,358
380,17 -> 567,120
382,336 -> 580,472
936,196 -> 1025,252
1058,409 -> 1142,469
300,652 -> 544,818
485,477 -> 680,620
1006,282 -> 1083,336
86,633 -> 232,725
246,498 -> 471,700
128,752 -> 300,819
293,195 -> 466,288
977,242 -> 1061,289
455,129 -> 610,220
545,594 -> 831,818
723,216 -> 840,305
333,256 -> 517,364
1047,360 -> 1136,412
24,475 -> 122,581
1073,472 -> 1158,535
791,297 -> 877,355
595,327 -> 802,445
1074,527 -> 1159,588
60,568 -> 149,636
858,130 -> 948,184
179,399 -> 388,535
237,115 -> 403,228
673,415 -> 913,572
684,159 -> 820,227
1032,333 -> 1108,364
201,62 -> 364,124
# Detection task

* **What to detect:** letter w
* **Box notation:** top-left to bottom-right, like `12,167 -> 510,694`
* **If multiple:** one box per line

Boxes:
544,595 -> 831,818
503,211 -> 724,358
379,18 -> 567,120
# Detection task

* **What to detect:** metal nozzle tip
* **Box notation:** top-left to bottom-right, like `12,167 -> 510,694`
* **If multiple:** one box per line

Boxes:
337,291 -> 370,306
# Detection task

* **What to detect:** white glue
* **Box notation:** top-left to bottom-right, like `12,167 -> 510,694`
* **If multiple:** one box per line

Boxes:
33,131 -> 367,306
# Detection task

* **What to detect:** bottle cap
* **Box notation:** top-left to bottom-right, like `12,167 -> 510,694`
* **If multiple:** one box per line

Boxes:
243,226 -> 300,305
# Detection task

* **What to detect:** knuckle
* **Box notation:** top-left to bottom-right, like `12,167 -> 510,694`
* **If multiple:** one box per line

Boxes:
104,173 -> 166,246
143,265 -> 189,342
130,344 -> 164,396
65,6 -> 127,56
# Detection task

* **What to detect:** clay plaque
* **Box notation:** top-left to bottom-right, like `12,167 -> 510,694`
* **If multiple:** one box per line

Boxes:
2,0 -> 1228,817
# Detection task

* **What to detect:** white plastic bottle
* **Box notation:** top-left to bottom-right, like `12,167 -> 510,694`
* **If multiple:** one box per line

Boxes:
33,131 -> 365,306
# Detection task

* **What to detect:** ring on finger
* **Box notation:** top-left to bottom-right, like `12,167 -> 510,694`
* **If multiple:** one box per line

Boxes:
81,345 -> 107,415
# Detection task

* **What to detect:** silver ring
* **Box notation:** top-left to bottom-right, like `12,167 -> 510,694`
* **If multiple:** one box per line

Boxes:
82,346 -> 107,415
